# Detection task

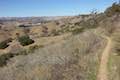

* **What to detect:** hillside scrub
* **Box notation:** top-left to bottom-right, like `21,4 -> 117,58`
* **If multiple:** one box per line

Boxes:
0,44 -> 45,67
0,53 -> 14,67
104,10 -> 120,80
105,3 -> 120,17
59,18 -> 99,35
0,31 -> 106,80
72,27 -> 84,34
0,38 -> 13,49
18,35 -> 34,46
0,41 -> 9,49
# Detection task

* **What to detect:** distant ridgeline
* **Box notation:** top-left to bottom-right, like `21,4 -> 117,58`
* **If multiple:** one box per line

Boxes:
0,16 -> 68,24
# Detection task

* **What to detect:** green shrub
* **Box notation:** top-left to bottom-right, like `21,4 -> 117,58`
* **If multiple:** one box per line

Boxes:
72,27 -> 84,35
0,50 -> 30,67
18,35 -> 34,46
80,19 -> 98,29
0,53 -> 14,67
0,41 -> 9,49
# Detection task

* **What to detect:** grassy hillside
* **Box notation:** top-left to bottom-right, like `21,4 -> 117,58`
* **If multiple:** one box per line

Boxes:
0,31 -> 106,80
108,17 -> 120,80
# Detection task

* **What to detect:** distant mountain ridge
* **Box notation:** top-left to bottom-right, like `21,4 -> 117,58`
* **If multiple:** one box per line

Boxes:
0,16 -> 70,22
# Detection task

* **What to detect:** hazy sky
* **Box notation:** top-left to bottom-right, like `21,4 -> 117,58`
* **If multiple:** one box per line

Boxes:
0,0 -> 118,17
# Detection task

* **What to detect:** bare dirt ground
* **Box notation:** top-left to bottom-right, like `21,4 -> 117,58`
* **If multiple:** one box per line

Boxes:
97,36 -> 112,80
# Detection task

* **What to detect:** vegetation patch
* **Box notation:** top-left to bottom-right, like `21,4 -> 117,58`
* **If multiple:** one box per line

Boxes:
18,35 -> 34,46
105,3 -> 120,17
0,45 -> 45,67
0,50 -> 27,67
0,53 -> 14,67
28,45 -> 44,53
0,38 -> 12,49
72,27 -> 84,34
0,41 -> 9,49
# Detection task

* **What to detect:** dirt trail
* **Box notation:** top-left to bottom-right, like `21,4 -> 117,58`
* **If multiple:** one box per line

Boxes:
97,36 -> 112,80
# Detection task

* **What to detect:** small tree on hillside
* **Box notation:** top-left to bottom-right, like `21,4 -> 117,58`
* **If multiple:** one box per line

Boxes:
90,9 -> 98,25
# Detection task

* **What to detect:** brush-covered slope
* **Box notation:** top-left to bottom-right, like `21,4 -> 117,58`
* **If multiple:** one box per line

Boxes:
0,31 -> 106,80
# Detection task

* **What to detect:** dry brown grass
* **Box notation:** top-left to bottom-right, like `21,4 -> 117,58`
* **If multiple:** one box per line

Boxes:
108,18 -> 120,80
0,31 -> 106,80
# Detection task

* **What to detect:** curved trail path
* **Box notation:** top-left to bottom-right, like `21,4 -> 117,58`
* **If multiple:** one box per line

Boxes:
97,36 -> 112,80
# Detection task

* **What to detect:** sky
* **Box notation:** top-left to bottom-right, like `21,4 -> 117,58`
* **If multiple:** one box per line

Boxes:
0,0 -> 118,17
